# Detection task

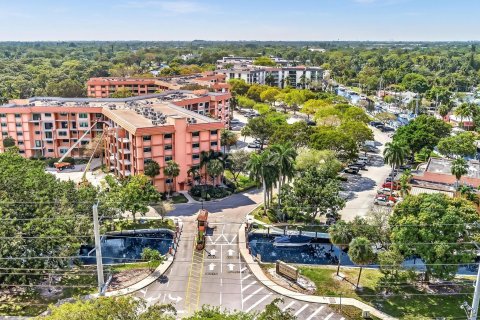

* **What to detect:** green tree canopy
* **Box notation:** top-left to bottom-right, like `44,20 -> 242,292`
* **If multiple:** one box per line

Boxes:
437,132 -> 477,158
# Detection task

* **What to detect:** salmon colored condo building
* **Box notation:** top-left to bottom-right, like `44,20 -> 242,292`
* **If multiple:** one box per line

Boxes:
0,90 -> 230,193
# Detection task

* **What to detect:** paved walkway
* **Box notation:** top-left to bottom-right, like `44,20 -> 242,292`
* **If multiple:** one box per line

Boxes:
238,221 -> 397,320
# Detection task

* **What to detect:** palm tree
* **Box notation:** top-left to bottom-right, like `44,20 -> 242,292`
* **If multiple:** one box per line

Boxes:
383,141 -> 409,195
398,170 -> 412,197
270,143 -> 297,207
348,237 -> 375,288
220,129 -> 238,153
163,160 -> 180,197
329,221 -> 352,276
454,103 -> 476,129
187,166 -> 201,186
246,150 -> 277,214
144,160 -> 160,183
451,158 -> 468,189
206,159 -> 224,186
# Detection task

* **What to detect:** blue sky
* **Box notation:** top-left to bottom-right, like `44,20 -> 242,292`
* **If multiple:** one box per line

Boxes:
0,0 -> 478,41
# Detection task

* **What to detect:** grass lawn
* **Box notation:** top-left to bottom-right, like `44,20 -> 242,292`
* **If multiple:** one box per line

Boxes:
110,261 -> 160,272
224,171 -> 257,193
300,266 -> 473,319
169,193 -> 188,204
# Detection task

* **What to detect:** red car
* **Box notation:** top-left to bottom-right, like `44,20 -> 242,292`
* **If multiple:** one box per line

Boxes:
375,194 -> 397,203
382,182 -> 400,190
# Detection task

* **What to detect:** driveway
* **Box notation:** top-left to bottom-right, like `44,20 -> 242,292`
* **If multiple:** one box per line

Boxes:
340,127 -> 392,221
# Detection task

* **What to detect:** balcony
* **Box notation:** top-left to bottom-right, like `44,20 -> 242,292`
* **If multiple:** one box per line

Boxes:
120,159 -> 132,165
109,155 -> 115,162
117,138 -> 130,143
118,148 -> 131,154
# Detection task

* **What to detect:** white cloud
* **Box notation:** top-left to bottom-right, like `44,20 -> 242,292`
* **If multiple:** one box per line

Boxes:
120,1 -> 204,14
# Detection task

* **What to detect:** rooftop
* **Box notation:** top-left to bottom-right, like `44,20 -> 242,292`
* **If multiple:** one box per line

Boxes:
427,157 -> 480,179
412,157 -> 480,188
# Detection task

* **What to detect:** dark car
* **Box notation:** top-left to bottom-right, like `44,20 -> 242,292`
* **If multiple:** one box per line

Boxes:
399,164 -> 412,170
382,126 -> 395,132
370,121 -> 383,126
305,120 -> 316,126
344,167 -> 360,174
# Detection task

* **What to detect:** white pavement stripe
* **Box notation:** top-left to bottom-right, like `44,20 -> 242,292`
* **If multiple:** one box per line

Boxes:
323,313 -> 334,320
241,280 -> 258,292
306,306 -> 324,320
242,274 -> 252,281
340,318 -> 345,320
242,287 -> 263,304
282,301 -> 295,312
240,267 -> 247,272
229,234 -> 238,244
294,304 -> 309,317
245,292 -> 272,312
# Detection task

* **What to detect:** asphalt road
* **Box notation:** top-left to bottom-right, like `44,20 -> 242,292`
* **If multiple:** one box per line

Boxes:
136,190 -> 344,319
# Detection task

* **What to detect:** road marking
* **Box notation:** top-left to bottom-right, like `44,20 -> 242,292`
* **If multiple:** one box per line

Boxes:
242,280 -> 257,292
239,252 -> 244,311
340,317 -> 345,320
229,234 -> 238,244
282,301 -> 295,312
242,287 -> 263,304
306,306 -> 325,320
323,312 -> 334,320
245,292 -> 272,312
242,274 -> 251,281
294,304 -> 309,317
240,267 -> 247,273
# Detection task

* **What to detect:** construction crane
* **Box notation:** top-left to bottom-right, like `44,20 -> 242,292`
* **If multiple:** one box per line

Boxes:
54,121 -> 101,171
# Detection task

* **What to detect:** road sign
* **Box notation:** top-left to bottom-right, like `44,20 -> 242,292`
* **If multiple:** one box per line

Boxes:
276,260 -> 298,281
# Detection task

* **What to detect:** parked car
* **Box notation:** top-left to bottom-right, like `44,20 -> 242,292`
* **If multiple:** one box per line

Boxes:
374,195 -> 395,206
373,123 -> 385,129
382,182 -> 400,190
382,126 -> 395,132
370,121 -> 383,127
305,120 -> 316,126
399,164 -> 412,171
343,167 -> 360,174
230,118 -> 241,124
358,156 -> 369,163
377,188 -> 399,196
351,161 -> 367,169
247,143 -> 261,149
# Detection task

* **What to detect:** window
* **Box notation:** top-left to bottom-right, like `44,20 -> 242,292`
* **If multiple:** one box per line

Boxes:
70,113 -> 76,116
165,156 -> 173,162
60,148 -> 68,154
45,132 -> 53,139
16,122 -> 21,127
144,158 -> 152,164
210,130 -> 218,135
44,123 -> 53,130
34,131 -> 40,134
79,122 -> 89,128
15,114 -> 20,118
61,121 -> 68,129
18,141 -> 24,145
19,150 -> 25,154
17,132 -> 23,136
1,123 -> 6,127
164,145 -> 172,151
48,149 -> 54,152
165,178 -> 173,184
44,113 -> 52,117
192,131 -> 200,137
143,147 -> 151,153
35,140 -> 42,147
192,154 -> 200,160
58,131 -> 67,137
59,112 -> 68,116
192,143 -> 200,149
62,139 -> 69,143
2,131 -> 7,136
32,113 -> 41,120
71,130 -> 77,135
143,135 -> 151,141
71,121 -> 77,129
79,113 -> 88,119
210,141 -> 218,147
81,141 -> 89,145
0,113 -> 5,118
164,133 -> 172,139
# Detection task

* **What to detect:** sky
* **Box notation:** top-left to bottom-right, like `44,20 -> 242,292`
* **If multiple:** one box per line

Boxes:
0,0 -> 479,41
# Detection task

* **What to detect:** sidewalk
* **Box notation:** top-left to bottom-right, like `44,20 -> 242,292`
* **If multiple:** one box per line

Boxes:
238,222 -> 397,320
178,191 -> 201,204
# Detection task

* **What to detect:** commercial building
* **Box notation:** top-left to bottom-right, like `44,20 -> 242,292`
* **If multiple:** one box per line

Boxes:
215,66 -> 323,89
216,56 -> 295,69
87,72 -> 229,98
0,91 -> 229,193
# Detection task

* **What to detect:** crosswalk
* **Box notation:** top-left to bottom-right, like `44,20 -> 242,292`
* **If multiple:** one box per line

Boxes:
184,247 -> 205,313
240,268 -> 345,320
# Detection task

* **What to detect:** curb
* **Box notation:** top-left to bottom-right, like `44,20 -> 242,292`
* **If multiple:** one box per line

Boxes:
238,214 -> 397,320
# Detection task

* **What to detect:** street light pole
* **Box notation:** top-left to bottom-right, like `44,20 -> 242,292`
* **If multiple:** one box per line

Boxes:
470,262 -> 480,319
92,203 -> 105,295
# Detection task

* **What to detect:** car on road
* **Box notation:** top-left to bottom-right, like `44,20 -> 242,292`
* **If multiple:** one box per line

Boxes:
370,121 -> 383,127
382,126 -> 395,132
230,118 -> 241,124
343,167 -> 360,174
382,182 -> 400,190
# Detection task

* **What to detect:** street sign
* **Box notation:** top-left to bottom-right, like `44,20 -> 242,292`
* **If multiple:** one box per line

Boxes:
276,260 -> 298,281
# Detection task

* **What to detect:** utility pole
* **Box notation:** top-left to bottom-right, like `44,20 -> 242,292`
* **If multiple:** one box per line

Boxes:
92,203 -> 105,295
470,262 -> 480,319
415,93 -> 419,115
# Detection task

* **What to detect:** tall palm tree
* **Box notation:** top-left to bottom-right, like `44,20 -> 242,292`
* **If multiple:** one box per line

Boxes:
187,166 -> 201,186
383,141 -> 409,195
329,221 -> 352,276
451,158 -> 468,189
220,129 -> 238,153
246,150 -> 277,214
348,237 -> 375,288
270,143 -> 297,207
454,103 -> 476,129
144,160 -> 161,183
206,159 -> 224,186
163,160 -> 180,197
